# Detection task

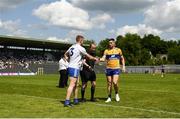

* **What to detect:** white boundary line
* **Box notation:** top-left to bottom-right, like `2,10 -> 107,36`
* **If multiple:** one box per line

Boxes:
91,103 -> 180,116
96,86 -> 180,94
2,93 -> 180,116
1,93 -> 60,101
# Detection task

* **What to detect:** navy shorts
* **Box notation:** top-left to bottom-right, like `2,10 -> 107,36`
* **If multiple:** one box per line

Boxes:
106,68 -> 120,76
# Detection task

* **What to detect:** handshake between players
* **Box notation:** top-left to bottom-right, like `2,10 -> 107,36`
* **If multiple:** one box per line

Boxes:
64,35 -> 125,107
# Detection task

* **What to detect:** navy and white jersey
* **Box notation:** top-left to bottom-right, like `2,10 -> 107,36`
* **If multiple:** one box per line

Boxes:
67,44 -> 87,69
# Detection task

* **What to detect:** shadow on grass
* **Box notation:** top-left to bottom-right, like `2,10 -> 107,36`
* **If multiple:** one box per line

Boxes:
95,97 -> 107,101
59,97 -> 107,105
60,100 -> 64,105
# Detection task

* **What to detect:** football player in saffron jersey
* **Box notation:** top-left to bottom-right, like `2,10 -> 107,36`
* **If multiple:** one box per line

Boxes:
100,38 -> 125,103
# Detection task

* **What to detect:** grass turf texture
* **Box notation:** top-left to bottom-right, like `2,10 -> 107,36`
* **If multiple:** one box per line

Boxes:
0,74 -> 180,118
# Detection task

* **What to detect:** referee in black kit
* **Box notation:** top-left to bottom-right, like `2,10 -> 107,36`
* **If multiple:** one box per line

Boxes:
80,43 -> 97,102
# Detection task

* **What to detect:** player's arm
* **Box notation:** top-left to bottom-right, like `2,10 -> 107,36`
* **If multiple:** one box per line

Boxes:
121,56 -> 125,66
64,50 -> 69,61
80,46 -> 98,61
118,48 -> 125,72
120,52 -> 125,72
63,58 -> 68,67
99,50 -> 106,62
85,53 -> 98,61
99,54 -> 106,62
82,59 -> 92,69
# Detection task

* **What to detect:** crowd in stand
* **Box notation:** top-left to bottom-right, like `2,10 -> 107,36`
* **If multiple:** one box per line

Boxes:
0,50 -> 59,70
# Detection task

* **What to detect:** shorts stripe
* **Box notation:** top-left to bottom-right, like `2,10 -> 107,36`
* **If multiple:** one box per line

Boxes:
68,67 -> 79,78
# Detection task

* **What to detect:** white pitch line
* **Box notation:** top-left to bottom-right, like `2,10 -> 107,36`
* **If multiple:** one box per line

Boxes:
96,86 -> 180,94
2,93 -> 60,101
2,93 -> 180,116
92,103 -> 180,116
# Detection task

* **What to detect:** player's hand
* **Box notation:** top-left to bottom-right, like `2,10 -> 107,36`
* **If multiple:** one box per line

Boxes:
95,57 -> 100,64
88,66 -> 93,71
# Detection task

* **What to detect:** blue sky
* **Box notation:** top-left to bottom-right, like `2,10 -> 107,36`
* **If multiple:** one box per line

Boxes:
0,0 -> 180,43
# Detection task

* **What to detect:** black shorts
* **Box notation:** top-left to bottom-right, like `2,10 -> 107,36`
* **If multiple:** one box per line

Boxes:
80,70 -> 96,83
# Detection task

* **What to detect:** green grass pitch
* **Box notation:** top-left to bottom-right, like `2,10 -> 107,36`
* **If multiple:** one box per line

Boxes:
0,74 -> 180,118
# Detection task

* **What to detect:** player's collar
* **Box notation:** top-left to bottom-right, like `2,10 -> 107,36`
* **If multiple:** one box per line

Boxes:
109,47 -> 116,50
76,43 -> 82,46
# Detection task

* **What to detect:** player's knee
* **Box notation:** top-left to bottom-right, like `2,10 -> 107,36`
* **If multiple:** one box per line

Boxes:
69,83 -> 75,87
81,87 -> 85,91
82,85 -> 87,89
92,82 -> 96,87
72,85 -> 77,90
113,82 -> 118,86
92,83 -> 96,88
82,83 -> 87,89
107,80 -> 112,84
108,83 -> 112,87
68,84 -> 75,91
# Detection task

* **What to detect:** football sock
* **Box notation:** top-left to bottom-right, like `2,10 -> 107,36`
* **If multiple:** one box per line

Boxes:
91,86 -> 95,99
81,88 -> 85,99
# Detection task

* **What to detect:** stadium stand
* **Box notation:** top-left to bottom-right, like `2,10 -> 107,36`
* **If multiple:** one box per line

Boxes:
0,35 -> 72,75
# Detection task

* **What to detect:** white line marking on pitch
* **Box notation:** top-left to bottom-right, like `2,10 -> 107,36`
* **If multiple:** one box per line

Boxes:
2,93 -> 180,116
96,87 -> 180,94
91,103 -> 180,116
2,93 -> 60,101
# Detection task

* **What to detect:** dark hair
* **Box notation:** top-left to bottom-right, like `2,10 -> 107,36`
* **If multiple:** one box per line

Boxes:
76,35 -> 84,42
108,38 -> 115,41
89,43 -> 96,47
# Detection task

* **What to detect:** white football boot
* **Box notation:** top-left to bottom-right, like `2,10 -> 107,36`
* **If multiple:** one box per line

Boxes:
115,94 -> 120,102
105,97 -> 111,103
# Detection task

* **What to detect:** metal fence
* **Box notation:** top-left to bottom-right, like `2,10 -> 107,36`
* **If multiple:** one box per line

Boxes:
125,65 -> 180,74
0,62 -> 179,75
94,63 -> 180,74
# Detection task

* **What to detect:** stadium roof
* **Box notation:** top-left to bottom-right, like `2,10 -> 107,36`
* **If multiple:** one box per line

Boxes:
0,35 -> 72,50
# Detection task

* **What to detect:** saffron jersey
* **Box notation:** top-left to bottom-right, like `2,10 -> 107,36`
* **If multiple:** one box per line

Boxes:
103,48 -> 122,69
